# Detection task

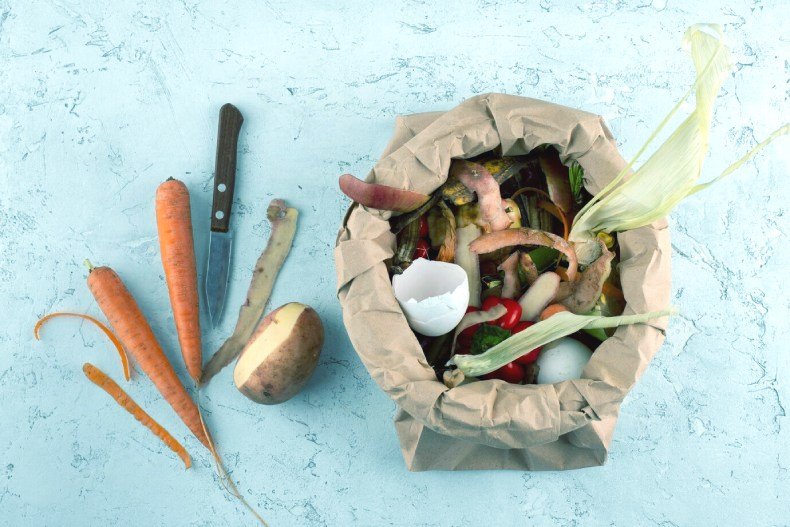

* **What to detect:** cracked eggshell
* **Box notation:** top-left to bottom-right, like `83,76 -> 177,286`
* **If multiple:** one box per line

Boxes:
536,337 -> 593,384
392,258 -> 469,337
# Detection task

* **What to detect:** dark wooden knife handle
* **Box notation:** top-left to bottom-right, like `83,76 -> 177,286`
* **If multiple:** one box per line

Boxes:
210,103 -> 244,232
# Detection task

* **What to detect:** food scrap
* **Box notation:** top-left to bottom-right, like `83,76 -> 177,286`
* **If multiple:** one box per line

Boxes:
34,312 -> 132,381
82,363 -> 192,469
342,145 -> 681,386
202,199 -> 299,384
234,302 -> 324,404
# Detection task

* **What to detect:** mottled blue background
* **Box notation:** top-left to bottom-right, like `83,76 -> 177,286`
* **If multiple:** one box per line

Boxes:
2,1 -> 788,526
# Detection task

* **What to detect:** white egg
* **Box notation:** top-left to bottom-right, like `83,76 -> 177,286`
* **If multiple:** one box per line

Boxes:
392,259 -> 469,337
536,337 -> 593,384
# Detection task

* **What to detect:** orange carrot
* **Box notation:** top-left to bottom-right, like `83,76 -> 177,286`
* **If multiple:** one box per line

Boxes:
85,261 -> 209,448
156,178 -> 202,383
83,362 -> 191,469
539,303 -> 569,321
34,312 -> 132,381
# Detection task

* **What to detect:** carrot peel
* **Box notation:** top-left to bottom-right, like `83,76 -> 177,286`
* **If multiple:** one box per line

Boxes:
82,363 -> 191,469
35,312 -> 131,381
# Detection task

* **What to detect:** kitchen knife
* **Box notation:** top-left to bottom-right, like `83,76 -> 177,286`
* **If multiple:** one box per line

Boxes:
205,103 -> 243,327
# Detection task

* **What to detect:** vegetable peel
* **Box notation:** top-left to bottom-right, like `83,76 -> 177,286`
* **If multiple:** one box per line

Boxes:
455,224 -> 483,307
436,201 -> 457,263
557,240 -> 614,314
518,252 -> 539,285
35,312 -> 131,381
450,160 -> 511,232
339,173 -> 430,213
497,252 -> 521,300
470,228 -> 578,281
202,199 -> 298,384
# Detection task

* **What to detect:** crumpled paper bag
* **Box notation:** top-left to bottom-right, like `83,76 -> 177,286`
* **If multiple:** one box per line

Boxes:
335,93 -> 671,471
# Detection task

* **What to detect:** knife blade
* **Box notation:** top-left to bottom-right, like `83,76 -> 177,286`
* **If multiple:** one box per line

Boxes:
205,103 -> 243,327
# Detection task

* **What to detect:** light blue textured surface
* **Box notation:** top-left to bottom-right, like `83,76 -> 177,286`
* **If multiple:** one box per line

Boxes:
2,1 -> 788,526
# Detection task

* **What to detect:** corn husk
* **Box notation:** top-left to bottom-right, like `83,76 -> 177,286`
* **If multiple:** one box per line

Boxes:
449,308 -> 677,377
570,24 -> 788,242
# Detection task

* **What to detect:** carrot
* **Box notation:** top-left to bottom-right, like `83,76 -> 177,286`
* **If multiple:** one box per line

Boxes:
539,303 -> 569,321
82,363 -> 191,469
156,178 -> 202,383
85,261 -> 210,448
34,312 -> 131,381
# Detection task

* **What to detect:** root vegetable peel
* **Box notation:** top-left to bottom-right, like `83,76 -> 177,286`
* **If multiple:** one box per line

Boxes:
34,312 -> 131,381
202,199 -> 298,384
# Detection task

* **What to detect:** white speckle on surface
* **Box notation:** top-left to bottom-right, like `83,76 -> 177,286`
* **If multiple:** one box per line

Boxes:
2,1 -> 788,525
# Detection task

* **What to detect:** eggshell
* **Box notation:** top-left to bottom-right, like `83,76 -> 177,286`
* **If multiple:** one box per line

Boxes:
392,258 -> 469,337
536,337 -> 593,384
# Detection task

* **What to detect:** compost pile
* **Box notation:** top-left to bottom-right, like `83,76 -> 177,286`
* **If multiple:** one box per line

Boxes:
387,149 -> 622,385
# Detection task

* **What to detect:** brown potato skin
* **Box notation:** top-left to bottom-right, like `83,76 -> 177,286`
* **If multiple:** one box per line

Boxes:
234,304 -> 324,404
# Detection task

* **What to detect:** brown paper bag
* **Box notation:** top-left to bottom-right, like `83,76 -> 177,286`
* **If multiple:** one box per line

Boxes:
335,94 -> 671,471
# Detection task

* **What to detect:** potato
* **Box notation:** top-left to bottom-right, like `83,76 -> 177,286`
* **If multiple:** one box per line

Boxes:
233,303 -> 324,404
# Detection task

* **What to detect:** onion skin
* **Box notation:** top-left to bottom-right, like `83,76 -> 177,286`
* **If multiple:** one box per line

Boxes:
338,174 -> 430,213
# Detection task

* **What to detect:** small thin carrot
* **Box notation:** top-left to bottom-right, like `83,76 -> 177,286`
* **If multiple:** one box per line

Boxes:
35,312 -> 131,381
84,260 -> 210,448
82,363 -> 191,469
156,178 -> 202,383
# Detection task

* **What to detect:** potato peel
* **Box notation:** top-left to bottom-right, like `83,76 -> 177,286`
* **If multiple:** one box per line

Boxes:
435,201 -> 457,263
450,160 -> 511,232
469,228 -> 578,281
201,199 -> 298,385
557,241 -> 614,314
518,252 -> 539,285
497,252 -> 521,300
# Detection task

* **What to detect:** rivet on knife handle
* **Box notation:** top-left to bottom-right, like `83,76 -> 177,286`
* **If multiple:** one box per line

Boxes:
211,103 -> 243,233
